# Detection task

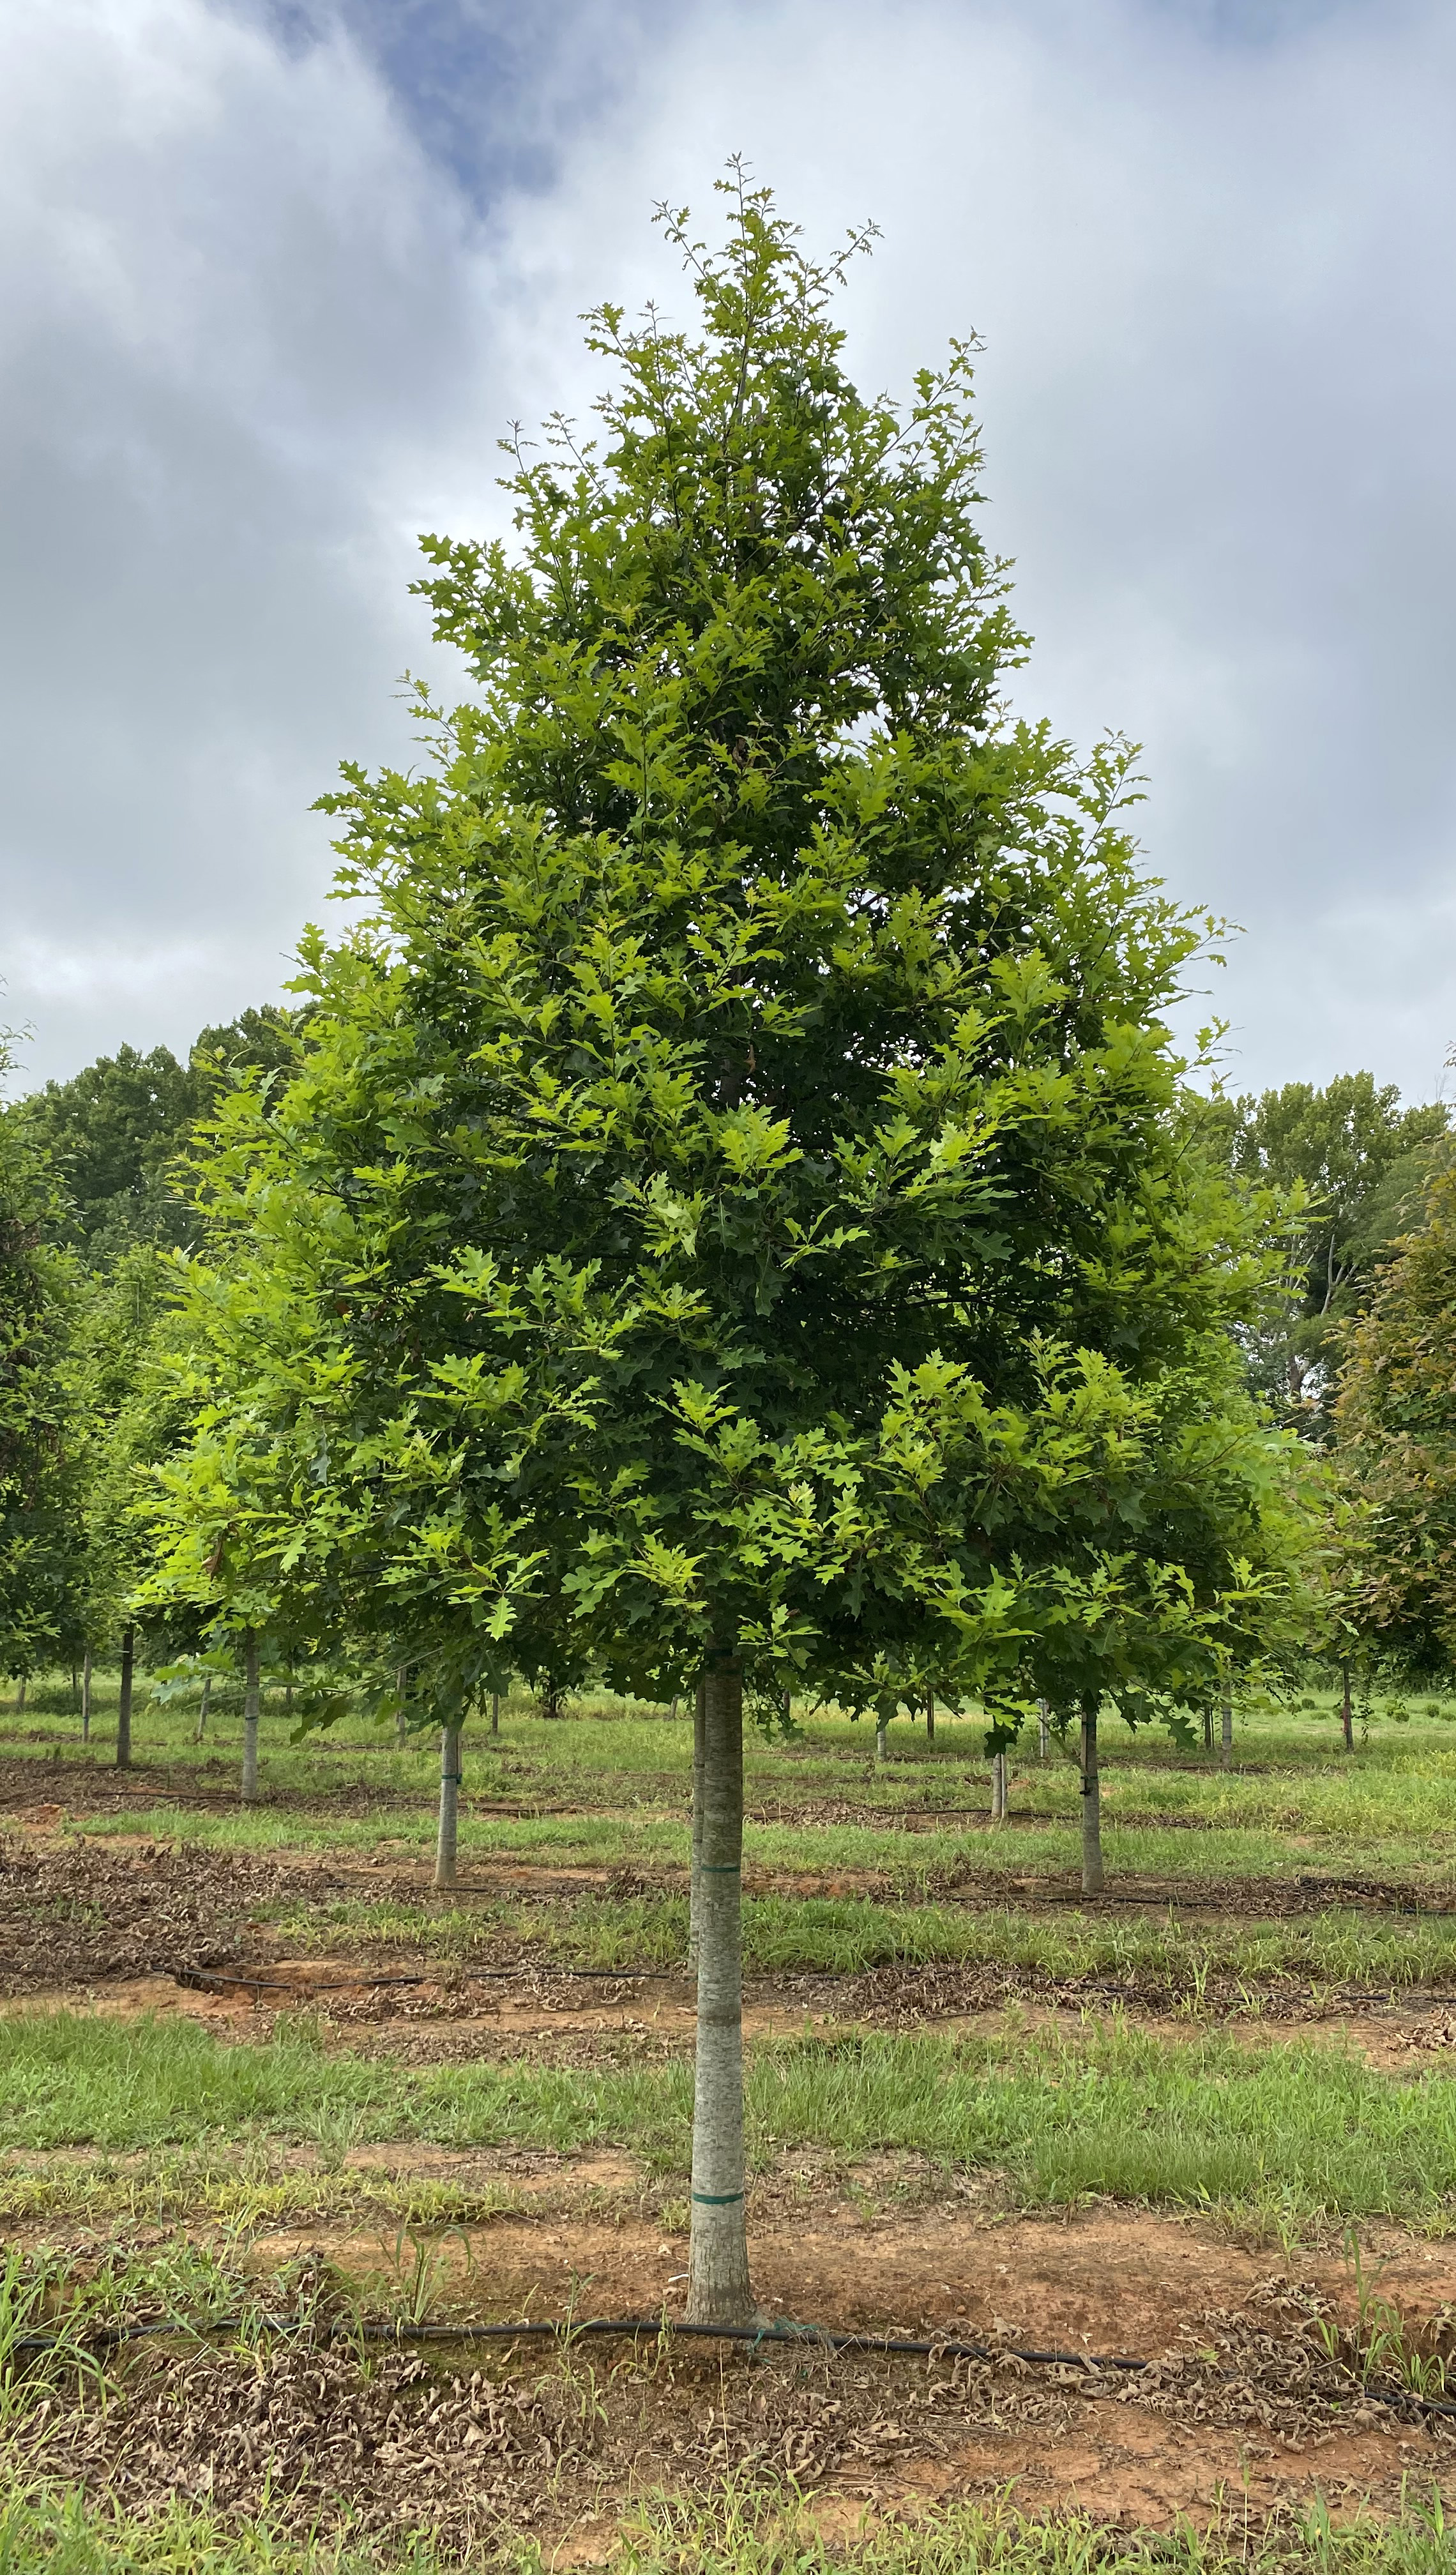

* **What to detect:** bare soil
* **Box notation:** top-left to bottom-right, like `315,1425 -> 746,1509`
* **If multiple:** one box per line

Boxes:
10,1772 -> 1456,2548
13,2245 -> 1456,2555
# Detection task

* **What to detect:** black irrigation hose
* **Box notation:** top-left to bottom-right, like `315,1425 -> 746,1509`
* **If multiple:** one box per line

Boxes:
165,1963 -> 680,1995
13,2310 -> 1456,2426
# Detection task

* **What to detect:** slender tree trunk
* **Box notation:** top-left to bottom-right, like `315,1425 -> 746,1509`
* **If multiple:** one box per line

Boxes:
241,1634 -> 261,1806
688,1680 -> 706,1977
1341,1660 -> 1354,1754
782,1687 -> 791,1727
435,1720 -> 462,1888
284,1660 -> 293,1719
688,1653 -> 755,2327
991,1748 -> 1008,1821
1038,1699 -> 1050,1761
490,1691 -> 500,1737
81,1649 -> 92,1743
116,1627 -> 134,1770
193,1673 -> 212,1744
1220,1696 -> 1233,1774
15,1676 -> 25,1715
1079,1706 -> 1103,1896
875,1710 -> 888,1763
925,1690 -> 936,1745
669,1694 -> 680,1722
70,1664 -> 79,1714
1202,1705 -> 1214,1754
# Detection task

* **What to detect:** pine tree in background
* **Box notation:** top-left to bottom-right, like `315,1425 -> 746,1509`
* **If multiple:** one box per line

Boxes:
146,174 -> 1321,2321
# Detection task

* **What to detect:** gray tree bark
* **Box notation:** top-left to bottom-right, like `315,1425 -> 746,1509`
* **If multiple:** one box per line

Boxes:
241,1634 -> 261,1805
688,1680 -> 706,1977
435,1720 -> 462,1888
193,1672 -> 213,1744
1038,1699 -> 1049,1761
687,1653 -> 755,2326
81,1648 -> 92,1743
991,1748 -> 1008,1821
925,1690 -> 936,1744
1202,1705 -> 1214,1754
116,1626 -> 134,1770
1220,1696 -> 1233,1774
1079,1706 -> 1103,1895
875,1710 -> 888,1763
490,1690 -> 500,1738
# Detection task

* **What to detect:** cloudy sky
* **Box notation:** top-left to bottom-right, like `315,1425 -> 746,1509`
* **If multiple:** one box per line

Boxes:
3,0 -> 1453,1100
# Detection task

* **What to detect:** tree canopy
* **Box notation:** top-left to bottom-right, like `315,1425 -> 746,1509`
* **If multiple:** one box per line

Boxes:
6,1008 -> 305,1263
0,1031 -> 80,1676
1335,1158 -> 1456,1678
1206,1074 -> 1448,1437
148,178 -> 1314,1740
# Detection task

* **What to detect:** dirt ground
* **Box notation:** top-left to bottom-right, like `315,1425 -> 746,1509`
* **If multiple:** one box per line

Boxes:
10,1810 -> 1456,2548
14,2234 -> 1456,2552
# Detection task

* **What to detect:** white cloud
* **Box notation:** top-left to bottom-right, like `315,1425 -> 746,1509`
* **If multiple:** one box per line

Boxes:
507,0 -> 1456,1098
3,0 -> 1453,1104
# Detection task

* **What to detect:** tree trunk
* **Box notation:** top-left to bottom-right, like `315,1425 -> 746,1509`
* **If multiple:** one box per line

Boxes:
70,1664 -> 79,1714
1079,1706 -> 1103,1896
925,1691 -> 936,1745
1202,1705 -> 1214,1753
491,1691 -> 500,1738
116,1627 -> 134,1770
875,1711 -> 888,1763
1341,1660 -> 1354,1753
688,1680 -> 706,1977
15,1676 -> 25,1714
284,1660 -> 294,1718
1220,1696 -> 1233,1774
241,1634 -> 261,1805
81,1649 -> 92,1743
1038,1699 -> 1049,1761
669,1695 -> 679,1723
687,1653 -> 755,2327
435,1720 -> 462,1888
991,1749 -> 1008,1821
194,1673 -> 212,1744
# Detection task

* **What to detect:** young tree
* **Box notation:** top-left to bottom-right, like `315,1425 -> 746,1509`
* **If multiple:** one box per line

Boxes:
148,177 -> 1308,2323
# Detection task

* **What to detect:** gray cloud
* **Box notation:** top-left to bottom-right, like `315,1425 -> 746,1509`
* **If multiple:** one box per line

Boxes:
3,0 -> 1453,1103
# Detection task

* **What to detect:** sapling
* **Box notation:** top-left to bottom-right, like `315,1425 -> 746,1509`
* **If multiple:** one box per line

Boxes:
115,1624 -> 133,1770
146,176 -> 1322,2323
241,1633 -> 260,1805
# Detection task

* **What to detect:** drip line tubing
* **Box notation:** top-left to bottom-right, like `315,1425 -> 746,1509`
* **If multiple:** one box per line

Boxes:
12,2310 -> 1456,2423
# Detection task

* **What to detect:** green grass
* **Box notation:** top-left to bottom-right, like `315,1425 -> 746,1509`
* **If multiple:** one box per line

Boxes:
268,1884 -> 1456,1990
3,2486 -> 1456,2575
10,2010 -> 1456,2223
15,1669 -> 1456,1894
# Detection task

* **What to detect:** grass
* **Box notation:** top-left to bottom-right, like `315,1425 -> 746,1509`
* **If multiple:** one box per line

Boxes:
9,2010 -> 1456,2224
3,2488 -> 1456,2575
261,1880 -> 1456,1989
15,1673 -> 1456,1894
